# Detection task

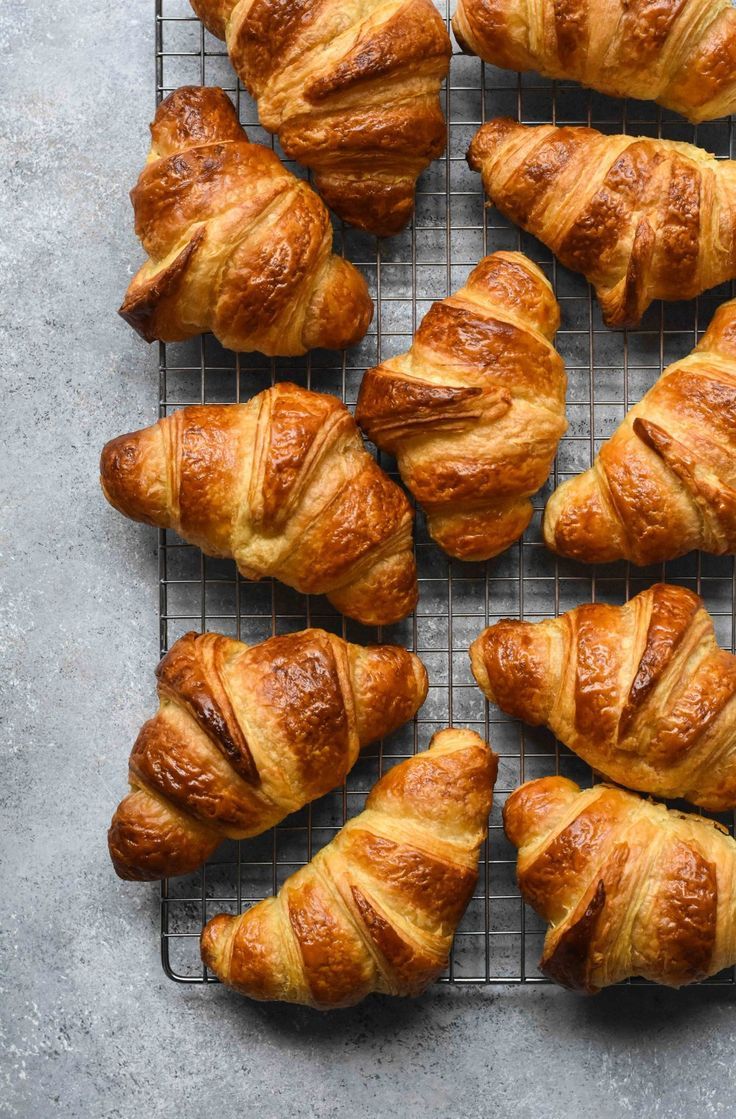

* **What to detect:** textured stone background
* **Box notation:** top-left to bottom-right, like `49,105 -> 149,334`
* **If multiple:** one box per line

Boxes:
2,2 -> 735,1116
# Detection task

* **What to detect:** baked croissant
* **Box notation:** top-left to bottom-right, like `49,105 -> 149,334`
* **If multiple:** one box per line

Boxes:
544,298 -> 736,565
108,628 -> 428,880
119,86 -> 373,355
467,119 -> 736,328
453,0 -> 736,124
201,727 -> 497,1007
189,0 -> 452,236
355,252 -> 567,561
470,583 -> 736,811
505,776 -> 736,990
100,383 -> 418,626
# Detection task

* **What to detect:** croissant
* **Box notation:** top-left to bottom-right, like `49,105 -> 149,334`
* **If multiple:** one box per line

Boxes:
119,86 -> 373,355
108,628 -> 427,880
453,0 -> 736,124
467,119 -> 736,328
188,0 -> 452,236
470,583 -> 736,811
201,727 -> 497,1007
544,299 -> 736,565
355,252 -> 567,561
100,383 -> 418,626
506,776 -> 736,990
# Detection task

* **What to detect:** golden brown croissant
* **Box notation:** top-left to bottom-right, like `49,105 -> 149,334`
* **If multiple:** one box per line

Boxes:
453,0 -> 736,124
470,583 -> 736,811
505,776 -> 736,990
467,119 -> 736,328
108,628 -> 428,880
188,0 -> 452,236
544,299 -> 736,565
99,383 -> 418,626
201,727 -> 497,1007
119,86 -> 373,355
355,252 -> 567,561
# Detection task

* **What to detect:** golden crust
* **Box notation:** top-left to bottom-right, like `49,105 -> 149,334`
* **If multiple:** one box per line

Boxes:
470,583 -> 736,811
504,777 -> 736,991
200,727 -> 498,1007
467,120 -> 736,328
119,86 -> 372,355
99,383 -> 419,625
108,629 -> 428,881
355,252 -> 567,561
190,0 -> 451,236
544,299 -> 736,565
453,0 -> 736,123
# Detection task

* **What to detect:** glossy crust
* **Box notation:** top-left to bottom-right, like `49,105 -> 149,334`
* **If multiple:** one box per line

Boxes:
189,0 -> 451,236
467,119 -> 736,328
355,252 -> 567,561
119,86 -> 372,355
470,583 -> 736,811
201,728 -> 497,1007
453,0 -> 736,124
108,629 -> 428,880
505,776 -> 736,991
544,299 -> 736,565
99,383 -> 418,626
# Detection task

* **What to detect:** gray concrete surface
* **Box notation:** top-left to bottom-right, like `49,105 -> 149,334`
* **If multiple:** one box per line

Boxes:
1,2 -> 735,1117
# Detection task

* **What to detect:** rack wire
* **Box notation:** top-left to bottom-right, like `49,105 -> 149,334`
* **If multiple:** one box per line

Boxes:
154,0 -> 736,986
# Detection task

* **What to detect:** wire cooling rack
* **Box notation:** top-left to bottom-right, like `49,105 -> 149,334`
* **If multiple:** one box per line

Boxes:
153,0 -> 736,985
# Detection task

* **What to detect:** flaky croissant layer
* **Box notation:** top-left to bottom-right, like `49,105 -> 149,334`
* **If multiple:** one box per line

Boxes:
100,384 -> 418,626
471,583 -> 736,811
119,86 -> 373,355
108,629 -> 428,880
202,728 -> 498,1007
189,0 -> 452,236
453,0 -> 736,124
506,777 -> 736,991
356,252 -> 567,561
468,119 -> 736,328
544,298 -> 736,566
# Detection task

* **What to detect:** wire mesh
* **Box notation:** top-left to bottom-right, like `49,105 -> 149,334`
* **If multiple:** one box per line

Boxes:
154,0 -> 736,985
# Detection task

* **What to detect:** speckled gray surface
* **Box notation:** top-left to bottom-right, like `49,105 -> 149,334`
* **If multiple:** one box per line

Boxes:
2,3 -> 736,1117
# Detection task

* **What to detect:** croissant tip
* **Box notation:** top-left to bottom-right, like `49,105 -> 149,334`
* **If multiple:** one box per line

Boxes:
467,118 -> 519,170
107,822 -> 164,882
450,20 -> 473,57
200,912 -> 235,974
414,655 -> 430,703
117,301 -> 157,343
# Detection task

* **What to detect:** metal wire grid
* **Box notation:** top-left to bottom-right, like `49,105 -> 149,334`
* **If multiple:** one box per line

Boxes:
152,0 -> 736,986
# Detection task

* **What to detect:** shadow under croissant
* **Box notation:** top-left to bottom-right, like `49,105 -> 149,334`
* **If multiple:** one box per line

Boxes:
566,981 -> 736,1032
197,981 -> 434,1033
191,976 -> 735,1039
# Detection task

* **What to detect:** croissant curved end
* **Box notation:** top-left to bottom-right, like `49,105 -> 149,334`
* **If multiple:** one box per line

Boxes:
108,788 -> 221,881
468,631 -> 494,700
352,645 -> 428,746
100,424 -> 169,528
200,912 -> 235,973
314,169 -> 421,239
149,85 -> 245,153
502,776 -> 580,851
543,473 -> 627,564
303,256 -> 374,352
466,118 -> 520,172
328,546 -> 419,626
450,16 -> 473,57
188,0 -> 234,41
470,619 -> 553,725
429,499 -> 534,563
